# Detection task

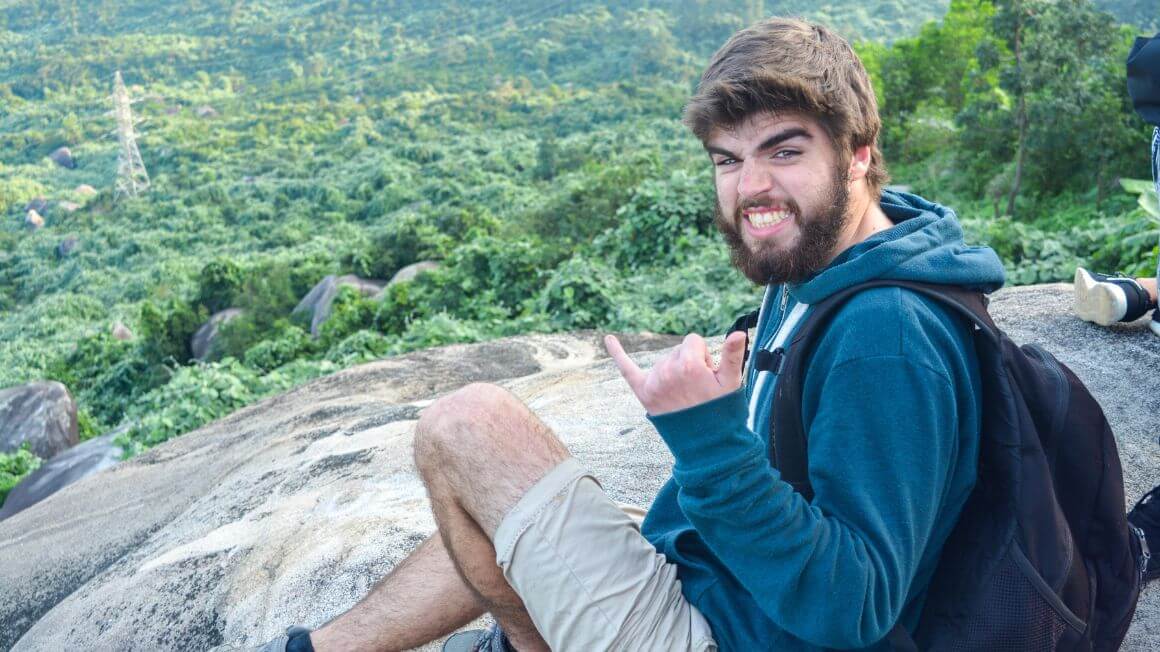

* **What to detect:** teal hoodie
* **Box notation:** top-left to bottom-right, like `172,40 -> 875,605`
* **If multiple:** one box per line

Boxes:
641,191 -> 1006,651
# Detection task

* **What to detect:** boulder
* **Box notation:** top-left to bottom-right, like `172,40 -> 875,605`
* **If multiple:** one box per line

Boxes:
24,209 -> 44,230
191,309 -> 245,361
387,261 -> 440,287
196,105 -> 218,118
111,321 -> 133,341
55,236 -> 79,259
292,275 -> 387,337
1,286 -> 1159,651
48,146 -> 75,169
0,382 -> 78,459
57,201 -> 80,213
23,197 -> 48,213
73,184 -> 97,198
0,430 -> 123,521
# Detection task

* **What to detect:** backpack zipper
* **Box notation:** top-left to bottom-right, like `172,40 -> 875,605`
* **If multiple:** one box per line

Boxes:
1022,344 -> 1070,438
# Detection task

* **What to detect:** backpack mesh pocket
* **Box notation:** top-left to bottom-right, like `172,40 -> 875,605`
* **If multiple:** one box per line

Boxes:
941,549 -> 1077,651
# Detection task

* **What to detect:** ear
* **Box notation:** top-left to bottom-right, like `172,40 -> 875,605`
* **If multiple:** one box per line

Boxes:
847,145 -> 872,182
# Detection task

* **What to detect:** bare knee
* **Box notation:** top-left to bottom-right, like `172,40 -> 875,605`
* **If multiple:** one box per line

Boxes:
413,383 -> 527,475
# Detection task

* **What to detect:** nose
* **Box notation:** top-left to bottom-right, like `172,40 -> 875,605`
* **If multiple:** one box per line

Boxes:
736,159 -> 773,201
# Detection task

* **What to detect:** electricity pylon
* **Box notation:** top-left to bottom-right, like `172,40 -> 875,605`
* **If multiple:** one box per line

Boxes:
111,70 -> 150,200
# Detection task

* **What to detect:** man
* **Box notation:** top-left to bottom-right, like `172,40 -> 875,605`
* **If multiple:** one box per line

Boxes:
1073,31 -> 1160,338
264,17 -> 1005,651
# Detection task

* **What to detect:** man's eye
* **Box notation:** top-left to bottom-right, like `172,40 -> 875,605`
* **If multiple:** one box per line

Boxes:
715,158 -> 737,167
774,150 -> 799,159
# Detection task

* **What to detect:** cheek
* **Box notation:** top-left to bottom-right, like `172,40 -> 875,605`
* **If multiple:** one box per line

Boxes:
715,176 -> 736,212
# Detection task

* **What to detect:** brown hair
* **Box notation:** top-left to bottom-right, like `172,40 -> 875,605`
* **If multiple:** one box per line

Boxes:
684,17 -> 888,196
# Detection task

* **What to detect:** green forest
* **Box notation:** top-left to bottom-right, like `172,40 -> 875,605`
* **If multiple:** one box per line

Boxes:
1,0 -> 1157,500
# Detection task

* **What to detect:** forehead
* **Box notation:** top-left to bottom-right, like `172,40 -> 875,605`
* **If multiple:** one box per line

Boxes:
706,111 -> 830,150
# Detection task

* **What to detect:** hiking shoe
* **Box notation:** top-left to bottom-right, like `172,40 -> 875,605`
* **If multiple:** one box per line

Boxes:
1073,268 -> 1155,325
1152,309 -> 1160,337
442,624 -> 513,652
1128,485 -> 1160,583
251,626 -> 313,652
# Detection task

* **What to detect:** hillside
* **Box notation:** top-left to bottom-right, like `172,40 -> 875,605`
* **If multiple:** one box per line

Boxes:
1,0 -> 1158,485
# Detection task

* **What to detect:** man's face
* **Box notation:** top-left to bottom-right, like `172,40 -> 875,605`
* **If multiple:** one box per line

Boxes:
707,112 -> 851,285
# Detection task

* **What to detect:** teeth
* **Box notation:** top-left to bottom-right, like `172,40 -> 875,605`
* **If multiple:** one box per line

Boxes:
747,209 -> 789,228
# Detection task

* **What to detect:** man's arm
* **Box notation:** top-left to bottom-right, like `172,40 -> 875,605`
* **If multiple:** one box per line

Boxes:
612,292 -> 975,648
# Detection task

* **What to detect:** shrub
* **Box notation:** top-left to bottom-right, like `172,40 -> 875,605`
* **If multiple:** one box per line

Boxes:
317,286 -> 379,348
117,359 -> 263,456
593,169 -> 715,269
242,321 -> 314,372
0,444 -> 42,507
397,312 -> 491,350
194,259 -> 244,313
538,256 -> 620,329
138,298 -> 205,367
324,329 -> 393,364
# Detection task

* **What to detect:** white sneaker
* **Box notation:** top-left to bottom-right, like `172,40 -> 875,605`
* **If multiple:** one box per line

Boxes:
1073,267 -> 1151,325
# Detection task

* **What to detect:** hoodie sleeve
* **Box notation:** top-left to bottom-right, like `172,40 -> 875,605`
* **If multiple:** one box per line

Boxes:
648,289 -> 977,648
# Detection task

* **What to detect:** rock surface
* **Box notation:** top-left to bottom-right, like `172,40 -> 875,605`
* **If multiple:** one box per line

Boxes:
73,184 -> 97,197
387,260 -> 440,287
0,382 -> 79,459
48,146 -> 75,169
55,236 -> 79,259
23,197 -> 48,213
292,274 -> 387,337
1,285 -> 1158,651
191,308 -> 245,361
111,321 -> 134,341
24,210 -> 43,230
0,431 -> 123,521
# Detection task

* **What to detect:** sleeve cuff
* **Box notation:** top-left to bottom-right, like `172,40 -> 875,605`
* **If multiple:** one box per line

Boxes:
647,389 -> 761,474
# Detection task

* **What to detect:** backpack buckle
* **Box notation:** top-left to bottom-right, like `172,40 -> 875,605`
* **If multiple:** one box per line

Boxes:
1132,524 -> 1151,587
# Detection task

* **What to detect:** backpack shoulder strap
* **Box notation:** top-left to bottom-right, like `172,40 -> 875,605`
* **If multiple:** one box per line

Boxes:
771,280 -> 997,501
726,308 -> 760,365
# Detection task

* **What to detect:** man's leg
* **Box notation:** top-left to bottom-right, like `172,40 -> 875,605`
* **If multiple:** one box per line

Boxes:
312,382 -> 567,652
412,382 -> 570,652
309,532 -> 486,651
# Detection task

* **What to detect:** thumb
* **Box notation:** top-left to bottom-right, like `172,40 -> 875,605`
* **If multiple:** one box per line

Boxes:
715,331 -> 747,386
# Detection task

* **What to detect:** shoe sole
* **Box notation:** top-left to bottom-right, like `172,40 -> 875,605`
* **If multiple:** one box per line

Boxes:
1074,268 -> 1127,326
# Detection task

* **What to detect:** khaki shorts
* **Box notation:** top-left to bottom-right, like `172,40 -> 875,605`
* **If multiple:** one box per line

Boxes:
494,457 -> 717,652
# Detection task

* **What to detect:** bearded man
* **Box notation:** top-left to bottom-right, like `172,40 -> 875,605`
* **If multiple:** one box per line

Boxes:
261,17 -> 1005,652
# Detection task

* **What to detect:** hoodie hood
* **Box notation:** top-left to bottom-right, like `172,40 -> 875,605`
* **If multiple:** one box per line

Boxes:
789,190 -> 1005,305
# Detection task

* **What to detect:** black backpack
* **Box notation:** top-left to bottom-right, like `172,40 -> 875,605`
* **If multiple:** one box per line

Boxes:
727,280 -> 1147,650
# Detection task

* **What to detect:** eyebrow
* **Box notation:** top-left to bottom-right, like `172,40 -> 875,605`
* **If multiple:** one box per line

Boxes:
705,126 -> 813,159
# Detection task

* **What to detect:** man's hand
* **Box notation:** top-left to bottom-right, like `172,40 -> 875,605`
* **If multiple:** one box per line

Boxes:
605,331 -> 748,415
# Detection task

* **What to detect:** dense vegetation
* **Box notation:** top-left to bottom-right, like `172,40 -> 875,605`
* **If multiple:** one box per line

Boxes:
0,0 -> 1157,495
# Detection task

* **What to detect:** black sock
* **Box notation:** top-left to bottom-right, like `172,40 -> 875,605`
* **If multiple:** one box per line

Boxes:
286,630 -> 315,652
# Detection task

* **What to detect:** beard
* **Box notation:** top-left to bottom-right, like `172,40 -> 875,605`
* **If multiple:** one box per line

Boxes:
716,167 -> 850,285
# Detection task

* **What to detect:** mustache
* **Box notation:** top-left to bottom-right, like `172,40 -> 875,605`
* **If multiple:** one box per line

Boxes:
735,197 -> 800,216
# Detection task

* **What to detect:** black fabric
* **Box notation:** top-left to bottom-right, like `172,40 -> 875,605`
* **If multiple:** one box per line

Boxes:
727,309 -> 760,366
1128,32 -> 1160,126
750,280 -> 1144,651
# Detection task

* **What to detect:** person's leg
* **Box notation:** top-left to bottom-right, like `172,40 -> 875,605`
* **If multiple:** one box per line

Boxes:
309,532 -> 486,651
1137,277 -> 1158,304
311,382 -> 563,652
411,382 -> 571,652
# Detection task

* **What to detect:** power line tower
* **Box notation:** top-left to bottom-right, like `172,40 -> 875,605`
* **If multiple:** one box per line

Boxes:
111,70 -> 150,201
